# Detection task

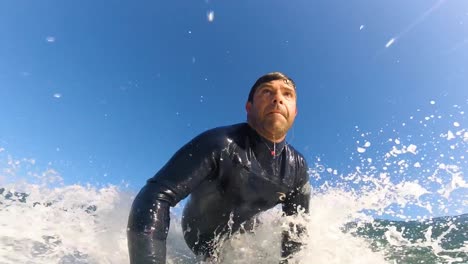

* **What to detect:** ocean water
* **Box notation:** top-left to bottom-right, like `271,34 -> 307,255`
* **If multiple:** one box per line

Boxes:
0,103 -> 467,263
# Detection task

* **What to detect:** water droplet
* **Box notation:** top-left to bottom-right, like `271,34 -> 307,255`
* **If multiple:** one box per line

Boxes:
207,10 -> 215,22
385,38 -> 396,48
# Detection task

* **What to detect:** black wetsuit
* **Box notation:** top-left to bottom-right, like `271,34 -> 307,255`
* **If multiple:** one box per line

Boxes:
127,123 -> 311,263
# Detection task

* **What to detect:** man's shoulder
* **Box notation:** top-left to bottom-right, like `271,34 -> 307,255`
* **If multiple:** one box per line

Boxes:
192,123 -> 248,146
198,123 -> 247,138
286,144 -> 308,167
204,122 -> 247,135
286,144 -> 310,187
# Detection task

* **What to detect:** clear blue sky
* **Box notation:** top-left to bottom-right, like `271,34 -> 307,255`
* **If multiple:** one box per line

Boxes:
0,0 -> 467,209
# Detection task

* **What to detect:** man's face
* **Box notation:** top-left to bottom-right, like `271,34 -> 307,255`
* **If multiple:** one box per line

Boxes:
246,79 -> 297,141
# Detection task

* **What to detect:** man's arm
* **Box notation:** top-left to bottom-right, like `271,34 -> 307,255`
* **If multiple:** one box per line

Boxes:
127,130 -> 220,264
281,163 -> 311,263
127,193 -> 170,264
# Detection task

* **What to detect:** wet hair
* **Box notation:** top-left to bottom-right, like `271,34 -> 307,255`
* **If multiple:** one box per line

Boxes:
247,72 -> 296,103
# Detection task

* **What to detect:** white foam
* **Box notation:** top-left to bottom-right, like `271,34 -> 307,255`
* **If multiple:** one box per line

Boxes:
406,144 -> 417,154
385,226 -> 410,246
447,130 -> 456,140
0,184 -> 132,264
438,171 -> 468,199
394,181 -> 429,199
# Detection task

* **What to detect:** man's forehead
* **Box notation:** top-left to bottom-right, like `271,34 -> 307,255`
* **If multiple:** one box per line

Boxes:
258,79 -> 295,90
282,78 -> 293,86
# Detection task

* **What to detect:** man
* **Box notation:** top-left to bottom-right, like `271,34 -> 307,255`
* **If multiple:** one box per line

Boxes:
127,72 -> 311,263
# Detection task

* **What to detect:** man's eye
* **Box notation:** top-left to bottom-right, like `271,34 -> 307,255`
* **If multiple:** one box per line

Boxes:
284,92 -> 292,98
262,89 -> 271,95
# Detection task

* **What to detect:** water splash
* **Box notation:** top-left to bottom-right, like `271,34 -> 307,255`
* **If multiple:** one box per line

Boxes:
0,102 -> 466,263
0,183 -> 131,263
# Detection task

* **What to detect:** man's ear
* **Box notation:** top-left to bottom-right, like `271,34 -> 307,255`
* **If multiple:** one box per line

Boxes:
245,101 -> 252,113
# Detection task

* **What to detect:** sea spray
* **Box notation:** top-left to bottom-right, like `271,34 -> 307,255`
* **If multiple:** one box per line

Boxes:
0,170 -> 466,263
0,102 -> 466,263
0,182 -> 132,264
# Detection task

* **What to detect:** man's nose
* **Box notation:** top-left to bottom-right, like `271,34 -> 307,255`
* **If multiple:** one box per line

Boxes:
272,92 -> 284,105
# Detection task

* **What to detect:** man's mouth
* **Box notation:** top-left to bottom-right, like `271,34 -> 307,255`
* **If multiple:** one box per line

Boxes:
268,111 -> 285,117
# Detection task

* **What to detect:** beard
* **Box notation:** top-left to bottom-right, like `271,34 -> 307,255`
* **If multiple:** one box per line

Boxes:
248,113 -> 291,140
262,117 -> 288,136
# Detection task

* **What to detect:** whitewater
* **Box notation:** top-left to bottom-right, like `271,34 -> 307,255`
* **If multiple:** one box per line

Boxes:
0,102 -> 466,263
